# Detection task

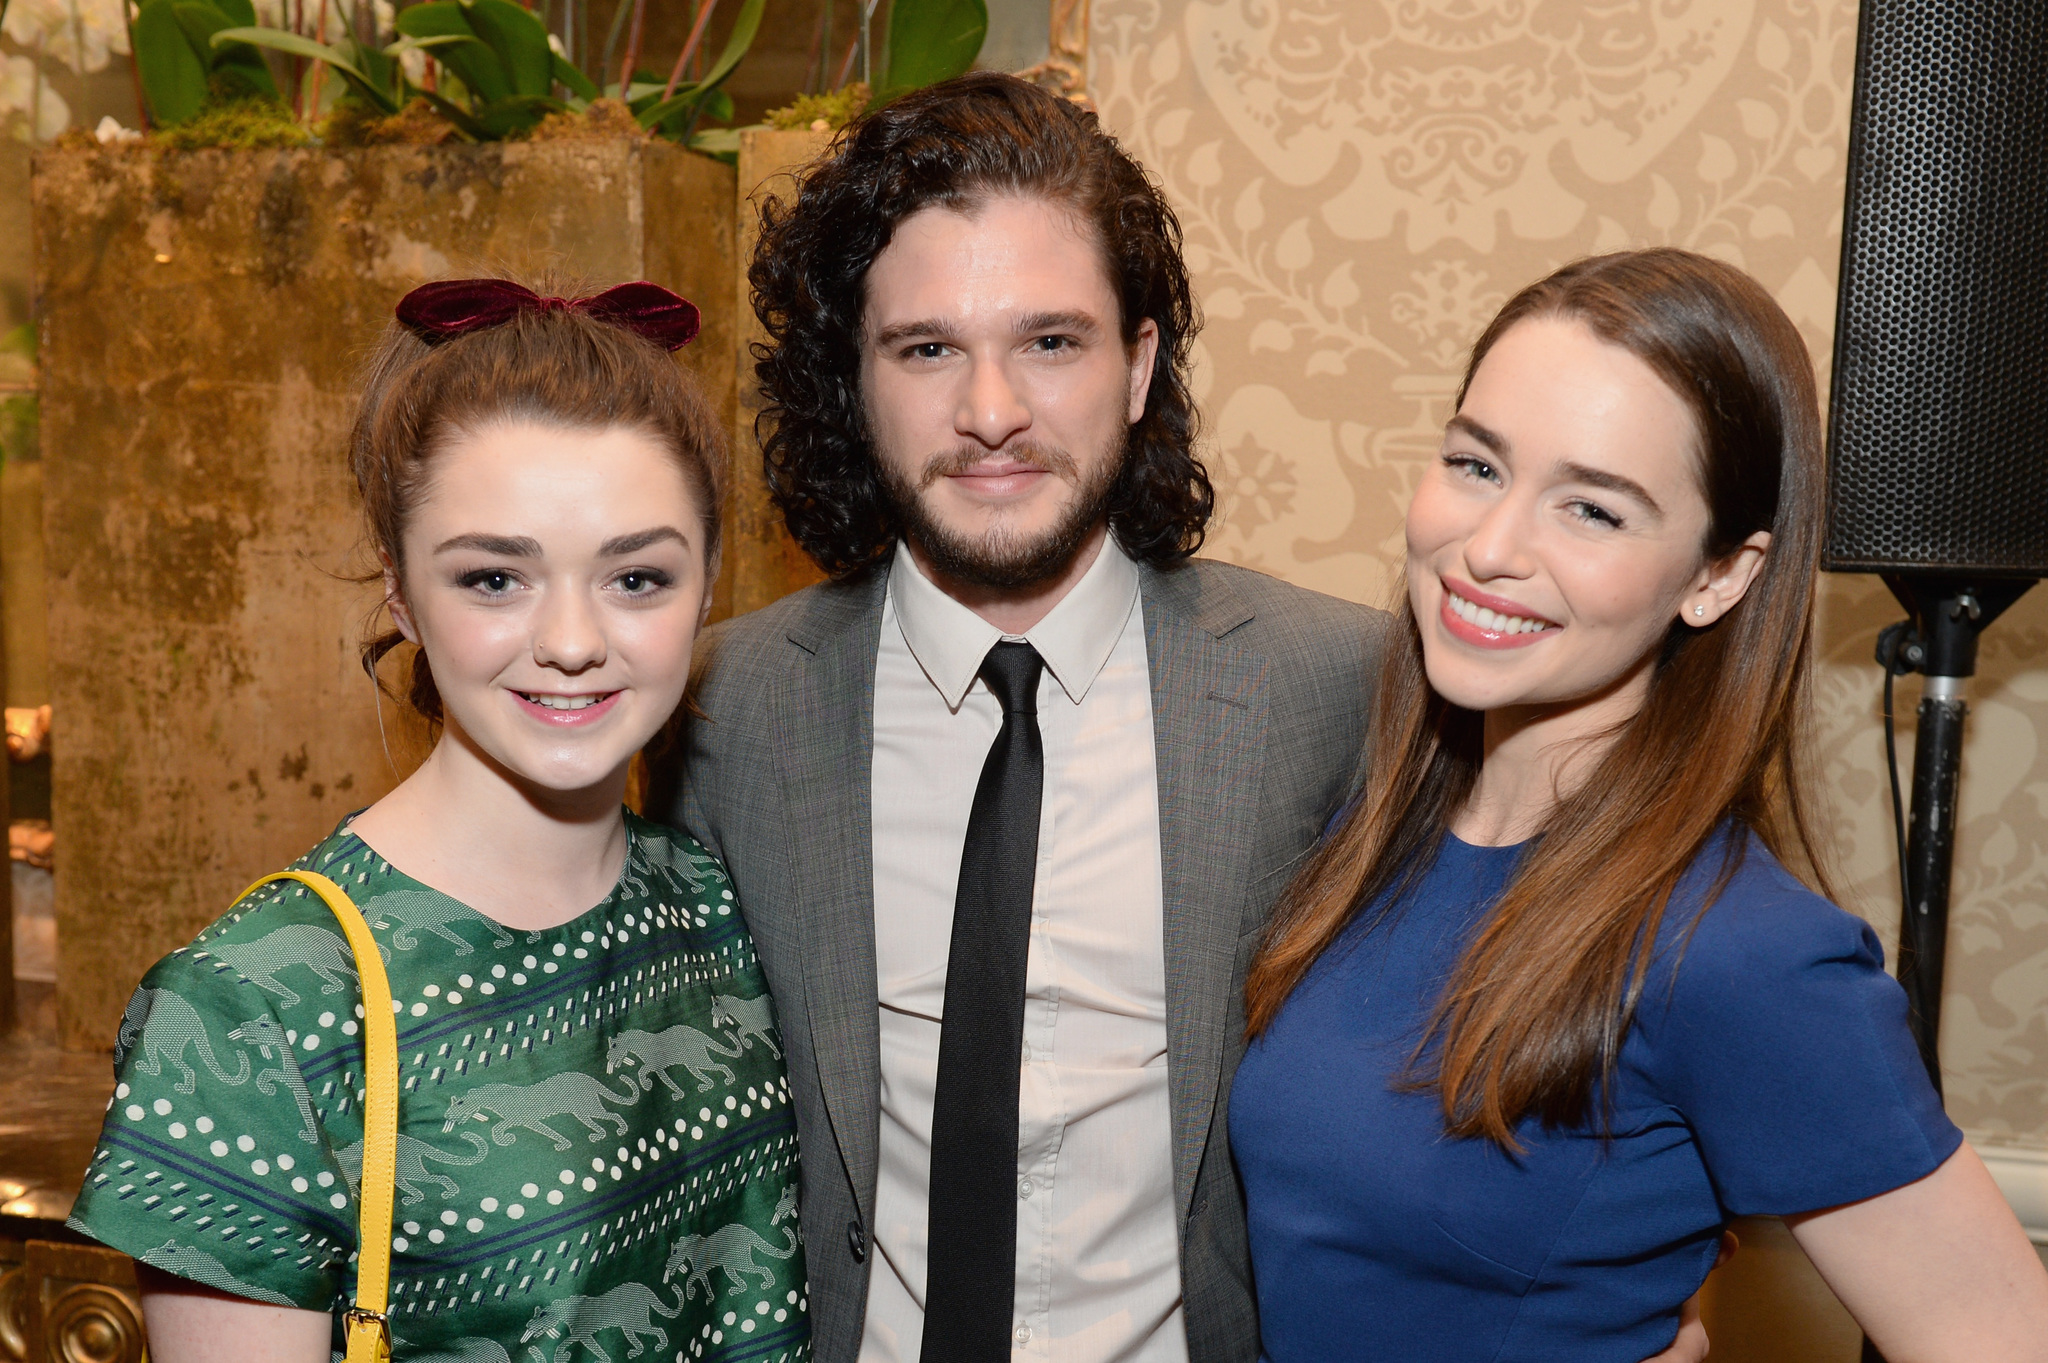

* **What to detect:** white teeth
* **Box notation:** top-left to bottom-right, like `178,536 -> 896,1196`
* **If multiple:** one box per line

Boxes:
523,693 -> 607,711
1448,591 -> 1548,636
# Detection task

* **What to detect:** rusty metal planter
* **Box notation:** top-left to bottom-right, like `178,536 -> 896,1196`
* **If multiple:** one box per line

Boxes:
31,141 -> 736,1052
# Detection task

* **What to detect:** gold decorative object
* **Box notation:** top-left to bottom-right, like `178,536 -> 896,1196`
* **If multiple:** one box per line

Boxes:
8,823 -> 53,872
1017,0 -> 1090,104
0,1240 -> 31,1363
4,707 -> 50,764
41,1285 -> 141,1363
12,1242 -> 147,1363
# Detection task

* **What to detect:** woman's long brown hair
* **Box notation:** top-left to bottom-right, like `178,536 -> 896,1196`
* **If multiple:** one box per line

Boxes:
1244,249 -> 1837,1146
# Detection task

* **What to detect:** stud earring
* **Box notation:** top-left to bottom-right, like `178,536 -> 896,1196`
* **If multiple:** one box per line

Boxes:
1693,604 -> 1706,617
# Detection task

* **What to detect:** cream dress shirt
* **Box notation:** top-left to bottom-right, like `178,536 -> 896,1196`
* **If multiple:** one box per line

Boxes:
863,538 -> 1185,1363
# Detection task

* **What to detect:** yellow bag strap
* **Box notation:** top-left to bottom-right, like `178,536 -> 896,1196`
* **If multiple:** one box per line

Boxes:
239,869 -> 397,1363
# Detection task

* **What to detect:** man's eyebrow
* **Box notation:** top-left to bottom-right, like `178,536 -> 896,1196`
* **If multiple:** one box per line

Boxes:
1014,310 -> 1102,338
1560,461 -> 1663,517
1445,413 -> 1508,455
599,526 -> 690,556
434,532 -> 543,556
872,318 -> 953,349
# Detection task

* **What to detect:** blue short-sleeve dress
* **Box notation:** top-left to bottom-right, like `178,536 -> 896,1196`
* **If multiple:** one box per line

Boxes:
1228,829 -> 1958,1362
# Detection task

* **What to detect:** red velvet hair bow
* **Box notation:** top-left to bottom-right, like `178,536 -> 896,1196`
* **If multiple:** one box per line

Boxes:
394,278 -> 702,351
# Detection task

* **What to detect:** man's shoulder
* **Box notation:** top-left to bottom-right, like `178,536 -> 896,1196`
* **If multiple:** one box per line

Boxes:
693,570 -> 884,685
1179,557 -> 1379,620
1143,556 -> 1387,661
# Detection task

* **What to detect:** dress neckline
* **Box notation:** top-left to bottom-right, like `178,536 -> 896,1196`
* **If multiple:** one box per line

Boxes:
325,807 -> 643,938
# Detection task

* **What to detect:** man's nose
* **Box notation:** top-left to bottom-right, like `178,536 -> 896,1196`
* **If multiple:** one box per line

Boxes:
955,353 -> 1032,450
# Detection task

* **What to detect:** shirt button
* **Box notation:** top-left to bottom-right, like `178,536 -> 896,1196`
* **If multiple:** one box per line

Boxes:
1014,1324 -> 1032,1345
1017,1177 -> 1034,1199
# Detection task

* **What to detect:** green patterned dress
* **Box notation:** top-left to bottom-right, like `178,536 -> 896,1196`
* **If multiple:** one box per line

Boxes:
70,811 -> 811,1363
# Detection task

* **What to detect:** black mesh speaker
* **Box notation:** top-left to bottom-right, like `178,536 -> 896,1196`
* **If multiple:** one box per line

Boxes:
1825,0 -> 2048,576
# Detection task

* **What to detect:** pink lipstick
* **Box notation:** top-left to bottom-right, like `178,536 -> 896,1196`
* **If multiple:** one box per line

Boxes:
513,690 -> 621,725
1437,577 -> 1559,650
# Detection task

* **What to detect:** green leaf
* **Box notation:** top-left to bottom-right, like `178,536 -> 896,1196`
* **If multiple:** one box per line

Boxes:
695,0 -> 764,96
215,50 -> 282,97
208,0 -> 257,27
471,93 -> 565,138
883,0 -> 985,95
418,88 -> 490,139
134,0 -> 212,124
632,87 -> 695,129
170,2 -> 232,62
688,125 -> 743,162
631,0 -> 759,134
392,2 -> 473,40
214,26 -> 392,109
353,37 -> 398,100
173,0 -> 276,96
629,81 -> 688,118
224,29 -> 388,110
638,84 -> 733,134
464,0 -> 554,98
384,34 -> 480,56
396,1 -> 513,105
551,51 -> 598,102
214,25 -> 358,69
395,32 -> 501,97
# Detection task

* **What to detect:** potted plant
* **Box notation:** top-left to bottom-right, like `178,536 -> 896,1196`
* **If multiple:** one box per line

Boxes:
29,0 -> 988,1054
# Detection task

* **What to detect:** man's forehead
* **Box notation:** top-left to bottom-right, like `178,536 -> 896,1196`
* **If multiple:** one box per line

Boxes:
862,192 -> 1117,329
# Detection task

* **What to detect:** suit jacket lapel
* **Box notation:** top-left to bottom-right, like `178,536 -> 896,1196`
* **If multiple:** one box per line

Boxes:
1141,564 -> 1269,1226
775,569 -> 889,1213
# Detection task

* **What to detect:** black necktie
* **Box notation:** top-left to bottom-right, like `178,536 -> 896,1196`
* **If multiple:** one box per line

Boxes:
921,641 -> 1044,1363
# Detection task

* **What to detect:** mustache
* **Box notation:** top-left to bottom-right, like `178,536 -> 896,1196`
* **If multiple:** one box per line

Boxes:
916,441 -> 1080,489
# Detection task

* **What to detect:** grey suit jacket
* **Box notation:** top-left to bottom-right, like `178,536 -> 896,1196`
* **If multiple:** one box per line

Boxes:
663,556 -> 1385,1363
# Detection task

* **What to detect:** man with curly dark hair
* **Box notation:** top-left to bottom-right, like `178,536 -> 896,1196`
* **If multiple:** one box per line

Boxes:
665,73 -> 1383,1363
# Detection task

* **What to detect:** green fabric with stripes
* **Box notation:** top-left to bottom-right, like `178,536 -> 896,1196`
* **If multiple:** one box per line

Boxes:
71,811 -> 811,1363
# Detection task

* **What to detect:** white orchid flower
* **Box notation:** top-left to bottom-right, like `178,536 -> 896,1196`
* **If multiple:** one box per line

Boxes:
1,0 -> 131,76
0,52 -> 72,140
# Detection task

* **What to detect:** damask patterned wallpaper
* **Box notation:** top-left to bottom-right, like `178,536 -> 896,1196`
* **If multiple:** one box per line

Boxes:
1092,0 -> 2048,1146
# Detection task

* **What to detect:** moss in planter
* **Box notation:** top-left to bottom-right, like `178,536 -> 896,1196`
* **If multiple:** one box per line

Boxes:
152,97 -> 311,151
321,96 -> 466,147
524,98 -> 649,143
766,83 -> 871,132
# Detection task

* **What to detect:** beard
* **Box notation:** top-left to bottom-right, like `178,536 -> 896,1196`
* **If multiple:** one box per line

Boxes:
880,437 -> 1126,590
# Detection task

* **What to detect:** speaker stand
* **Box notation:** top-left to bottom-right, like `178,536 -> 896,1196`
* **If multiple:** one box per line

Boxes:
1876,576 -> 2035,1083
1858,575 -> 2037,1363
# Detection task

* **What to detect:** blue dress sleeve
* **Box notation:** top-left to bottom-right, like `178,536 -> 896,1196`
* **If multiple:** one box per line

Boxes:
1634,844 -> 1963,1218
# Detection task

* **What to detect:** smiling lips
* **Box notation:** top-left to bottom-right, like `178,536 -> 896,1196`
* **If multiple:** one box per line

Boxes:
514,690 -> 621,725
1439,580 -> 1560,650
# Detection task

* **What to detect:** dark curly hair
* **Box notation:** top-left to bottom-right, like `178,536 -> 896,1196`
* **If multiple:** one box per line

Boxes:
749,71 -> 1212,579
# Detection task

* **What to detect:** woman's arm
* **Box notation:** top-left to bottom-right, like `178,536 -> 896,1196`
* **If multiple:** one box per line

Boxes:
137,1266 -> 332,1363
1788,1143 -> 2048,1362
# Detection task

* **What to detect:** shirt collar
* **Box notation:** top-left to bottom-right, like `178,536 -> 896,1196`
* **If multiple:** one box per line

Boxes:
887,535 -> 1142,710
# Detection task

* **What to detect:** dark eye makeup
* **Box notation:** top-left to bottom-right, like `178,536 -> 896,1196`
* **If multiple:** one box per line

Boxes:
1443,452 -> 1502,484
612,568 -> 676,595
457,568 -> 520,594
1566,499 -> 1625,529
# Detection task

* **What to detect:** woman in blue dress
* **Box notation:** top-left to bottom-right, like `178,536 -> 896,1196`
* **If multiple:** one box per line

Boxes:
1231,249 -> 2048,1361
